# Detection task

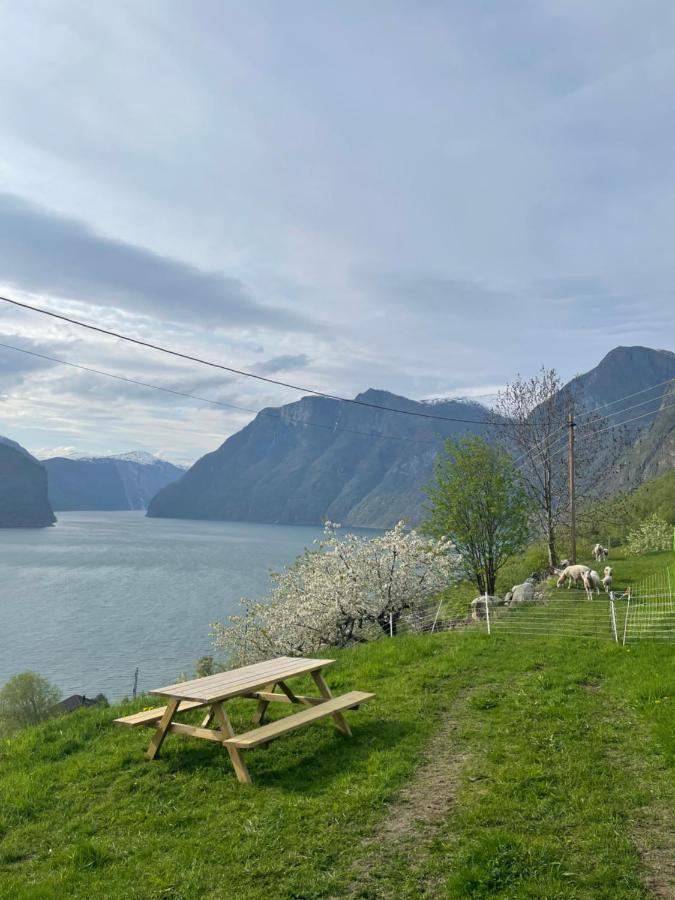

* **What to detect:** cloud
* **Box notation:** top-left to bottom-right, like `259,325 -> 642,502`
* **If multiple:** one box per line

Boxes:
0,193 -> 314,332
0,334 -> 61,386
254,353 -> 311,375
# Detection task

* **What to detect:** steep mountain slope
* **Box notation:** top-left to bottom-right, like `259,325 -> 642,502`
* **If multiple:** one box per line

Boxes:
0,438 -> 56,527
147,391 -> 489,527
44,453 -> 185,511
147,347 -> 674,529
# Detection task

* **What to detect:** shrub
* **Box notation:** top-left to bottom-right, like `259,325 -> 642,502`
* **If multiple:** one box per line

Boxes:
0,671 -> 62,736
212,521 -> 460,664
626,514 -> 672,555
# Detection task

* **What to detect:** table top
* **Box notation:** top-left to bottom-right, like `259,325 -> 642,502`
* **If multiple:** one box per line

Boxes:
150,656 -> 335,703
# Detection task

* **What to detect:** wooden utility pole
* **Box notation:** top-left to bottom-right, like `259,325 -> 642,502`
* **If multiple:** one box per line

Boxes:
568,412 -> 576,564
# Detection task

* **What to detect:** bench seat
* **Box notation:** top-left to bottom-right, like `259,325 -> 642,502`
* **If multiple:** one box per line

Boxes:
224,691 -> 374,749
114,699 -> 205,727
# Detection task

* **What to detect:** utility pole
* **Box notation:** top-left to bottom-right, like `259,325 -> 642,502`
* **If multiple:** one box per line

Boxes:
568,412 -> 576,564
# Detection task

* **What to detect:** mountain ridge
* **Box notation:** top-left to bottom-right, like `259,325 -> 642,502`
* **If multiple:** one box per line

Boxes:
147,346 -> 675,529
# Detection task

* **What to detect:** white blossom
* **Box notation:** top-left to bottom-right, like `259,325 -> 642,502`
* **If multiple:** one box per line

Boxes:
212,521 -> 460,664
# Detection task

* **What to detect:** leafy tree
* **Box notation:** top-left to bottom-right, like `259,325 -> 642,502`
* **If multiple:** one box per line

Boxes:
424,436 -> 530,595
212,522 -> 460,663
196,656 -> 225,678
0,672 -> 62,735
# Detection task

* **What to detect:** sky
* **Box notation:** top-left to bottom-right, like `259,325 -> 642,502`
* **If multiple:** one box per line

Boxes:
1,1 -> 674,464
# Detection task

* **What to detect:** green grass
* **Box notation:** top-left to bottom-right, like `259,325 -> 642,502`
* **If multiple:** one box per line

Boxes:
0,628 -> 673,899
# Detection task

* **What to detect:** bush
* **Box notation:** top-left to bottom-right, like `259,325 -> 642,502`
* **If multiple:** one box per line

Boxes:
0,671 -> 62,736
626,514 -> 672,555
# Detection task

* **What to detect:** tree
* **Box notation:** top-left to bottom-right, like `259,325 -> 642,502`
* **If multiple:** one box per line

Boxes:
212,522 -> 460,664
424,435 -> 530,595
626,514 -> 672,555
0,672 -> 62,735
196,656 -> 225,678
492,368 -> 568,568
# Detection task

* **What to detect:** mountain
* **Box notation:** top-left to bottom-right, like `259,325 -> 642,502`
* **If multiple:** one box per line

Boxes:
0,437 -> 56,527
44,453 -> 185,511
147,390 -> 490,527
147,347 -> 674,529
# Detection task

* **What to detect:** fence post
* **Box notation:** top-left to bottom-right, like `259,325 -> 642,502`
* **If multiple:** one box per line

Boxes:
622,593 -> 631,646
609,597 -> 618,643
389,611 -> 393,638
484,593 -> 491,636
431,596 -> 444,633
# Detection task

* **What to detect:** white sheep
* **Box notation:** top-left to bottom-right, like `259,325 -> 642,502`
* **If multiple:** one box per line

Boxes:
582,569 -> 602,598
557,564 -> 590,589
602,566 -> 613,593
593,544 -> 608,562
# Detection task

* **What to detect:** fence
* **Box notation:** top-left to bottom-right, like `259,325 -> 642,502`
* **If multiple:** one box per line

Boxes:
621,565 -> 675,643
396,564 -> 675,644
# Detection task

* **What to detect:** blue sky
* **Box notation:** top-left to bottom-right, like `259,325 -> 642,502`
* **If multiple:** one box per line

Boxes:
0,1 -> 673,463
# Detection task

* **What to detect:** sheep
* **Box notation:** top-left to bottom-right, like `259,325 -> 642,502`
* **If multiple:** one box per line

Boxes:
556,564 -> 590,589
593,544 -> 608,562
602,566 -> 613,593
582,569 -> 602,598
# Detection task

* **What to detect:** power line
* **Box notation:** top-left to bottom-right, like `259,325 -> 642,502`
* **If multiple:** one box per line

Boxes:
0,341 -> 450,448
0,294 -> 520,427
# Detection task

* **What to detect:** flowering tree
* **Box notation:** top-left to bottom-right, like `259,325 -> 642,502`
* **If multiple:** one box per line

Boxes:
212,521 -> 460,664
626,514 -> 672,555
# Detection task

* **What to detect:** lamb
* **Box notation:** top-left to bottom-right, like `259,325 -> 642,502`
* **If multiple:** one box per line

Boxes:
593,544 -> 609,562
582,569 -> 602,598
602,566 -> 613,593
556,564 -> 590,589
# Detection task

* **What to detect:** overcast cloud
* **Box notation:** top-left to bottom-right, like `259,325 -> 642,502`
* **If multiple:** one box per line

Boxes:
0,1 -> 674,464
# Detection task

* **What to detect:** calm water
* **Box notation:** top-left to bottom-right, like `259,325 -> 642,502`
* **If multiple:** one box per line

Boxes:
0,512 -> 368,701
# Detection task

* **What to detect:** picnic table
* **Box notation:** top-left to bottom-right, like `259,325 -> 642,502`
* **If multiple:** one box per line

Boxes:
114,656 -> 374,784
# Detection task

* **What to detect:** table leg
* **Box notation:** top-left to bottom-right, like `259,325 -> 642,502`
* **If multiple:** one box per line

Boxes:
252,681 -> 277,725
147,697 -> 180,760
200,709 -> 215,728
212,702 -> 252,785
311,670 -> 352,737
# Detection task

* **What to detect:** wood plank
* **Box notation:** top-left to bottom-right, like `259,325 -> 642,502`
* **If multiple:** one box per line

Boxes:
146,697 -> 179,760
163,722 -> 224,742
251,681 -> 277,726
114,699 -> 204,727
150,657 -> 334,700
312,670 -> 351,737
247,691 -> 326,707
212,702 -> 252,785
224,691 -> 374,749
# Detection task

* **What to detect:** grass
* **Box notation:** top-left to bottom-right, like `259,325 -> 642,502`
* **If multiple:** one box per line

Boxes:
0,622 -> 673,898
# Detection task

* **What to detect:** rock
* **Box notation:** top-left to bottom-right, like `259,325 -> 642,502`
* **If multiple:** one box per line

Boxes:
508,582 -> 536,605
470,595 -> 504,620
504,590 -> 514,605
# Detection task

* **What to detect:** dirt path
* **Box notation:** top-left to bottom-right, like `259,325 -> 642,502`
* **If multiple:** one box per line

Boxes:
344,695 -> 471,898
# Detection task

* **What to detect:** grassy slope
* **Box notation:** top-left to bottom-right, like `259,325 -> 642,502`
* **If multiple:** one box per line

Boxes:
1,621 -> 673,898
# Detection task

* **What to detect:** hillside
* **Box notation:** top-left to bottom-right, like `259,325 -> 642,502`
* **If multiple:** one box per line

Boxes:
148,346 -> 674,528
44,453 -> 185,511
0,630 -> 672,898
147,391 -> 489,527
0,438 -> 55,528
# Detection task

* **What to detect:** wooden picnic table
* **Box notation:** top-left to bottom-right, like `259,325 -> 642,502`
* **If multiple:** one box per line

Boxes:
114,656 -> 374,784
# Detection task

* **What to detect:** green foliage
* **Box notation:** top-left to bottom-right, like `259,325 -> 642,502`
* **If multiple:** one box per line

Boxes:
626,513 -> 672,555
0,634 -> 672,898
0,672 -> 62,736
578,469 -> 675,546
424,435 -> 531,594
195,656 -> 225,678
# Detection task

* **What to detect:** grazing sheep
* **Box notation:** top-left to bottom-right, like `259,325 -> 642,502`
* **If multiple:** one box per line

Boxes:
582,569 -> 602,598
593,544 -> 608,562
602,566 -> 613,593
556,564 -> 590,589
